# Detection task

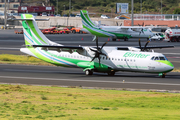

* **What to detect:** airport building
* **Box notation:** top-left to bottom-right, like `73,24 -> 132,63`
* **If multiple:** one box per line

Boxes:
0,0 -> 54,15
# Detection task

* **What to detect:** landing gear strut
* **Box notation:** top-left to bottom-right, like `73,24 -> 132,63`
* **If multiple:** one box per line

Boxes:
107,71 -> 115,76
85,70 -> 93,75
112,38 -> 116,41
124,37 -> 128,41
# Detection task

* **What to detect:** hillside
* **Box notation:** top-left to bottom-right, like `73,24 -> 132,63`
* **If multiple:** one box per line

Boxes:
49,0 -> 180,17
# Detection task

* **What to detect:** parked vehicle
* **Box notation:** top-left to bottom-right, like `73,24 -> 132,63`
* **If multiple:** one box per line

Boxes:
75,14 -> 81,17
63,14 -> 68,17
42,12 -> 47,16
71,27 -> 86,34
164,27 -> 180,42
14,30 -> 23,34
41,27 -> 70,34
100,14 -> 110,19
55,14 -> 61,17
151,33 -> 164,41
115,15 -> 130,19
70,14 -> 75,17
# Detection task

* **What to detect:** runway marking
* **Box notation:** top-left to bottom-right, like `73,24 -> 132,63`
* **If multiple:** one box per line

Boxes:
162,53 -> 180,55
0,47 -> 20,49
0,75 -> 180,86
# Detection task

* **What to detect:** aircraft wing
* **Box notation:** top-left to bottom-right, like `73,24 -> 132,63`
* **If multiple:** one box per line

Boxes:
117,45 -> 174,51
136,45 -> 174,49
29,45 -> 84,53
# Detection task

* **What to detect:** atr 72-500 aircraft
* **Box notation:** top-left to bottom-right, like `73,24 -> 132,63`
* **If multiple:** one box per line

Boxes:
80,10 -> 155,41
19,14 -> 174,78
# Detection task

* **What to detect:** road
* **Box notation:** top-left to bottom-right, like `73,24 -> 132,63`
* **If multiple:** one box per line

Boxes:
0,29 -> 180,90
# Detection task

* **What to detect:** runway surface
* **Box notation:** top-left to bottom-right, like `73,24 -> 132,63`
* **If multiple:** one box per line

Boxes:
0,29 -> 180,90
0,64 -> 180,90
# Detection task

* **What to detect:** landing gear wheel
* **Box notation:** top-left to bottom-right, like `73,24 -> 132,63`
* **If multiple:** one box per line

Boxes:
85,70 -> 93,75
107,71 -> 115,76
162,73 -> 166,78
112,38 -> 116,41
124,37 -> 128,41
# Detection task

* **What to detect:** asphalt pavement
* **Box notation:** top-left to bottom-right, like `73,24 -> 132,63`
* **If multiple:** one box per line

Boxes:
0,29 -> 180,90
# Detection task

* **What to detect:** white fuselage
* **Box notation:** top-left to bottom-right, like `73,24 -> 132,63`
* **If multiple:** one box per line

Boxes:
100,26 -> 154,38
21,47 -> 173,73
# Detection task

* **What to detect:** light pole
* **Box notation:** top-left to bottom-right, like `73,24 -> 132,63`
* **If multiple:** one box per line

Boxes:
71,6 -> 73,13
131,0 -> 134,26
56,0 -> 58,15
63,5 -> 65,14
4,0 -> 7,29
161,0 -> 162,15
141,0 -> 142,14
161,0 -> 162,19
110,7 -> 112,18
69,0 -> 71,16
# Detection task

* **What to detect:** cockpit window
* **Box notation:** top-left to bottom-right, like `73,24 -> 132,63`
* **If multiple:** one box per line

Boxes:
151,56 -> 155,60
151,56 -> 168,61
159,57 -> 165,60
154,57 -> 159,60
160,56 -> 168,60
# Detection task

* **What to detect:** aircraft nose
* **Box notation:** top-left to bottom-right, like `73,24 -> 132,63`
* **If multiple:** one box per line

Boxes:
165,61 -> 174,72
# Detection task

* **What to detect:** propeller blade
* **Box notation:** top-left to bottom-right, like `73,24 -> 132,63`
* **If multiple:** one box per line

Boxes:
92,36 -> 96,41
91,56 -> 96,62
100,42 -> 107,50
96,36 -> 99,50
98,56 -> 101,67
120,23 -> 122,26
141,28 -> 144,34
139,39 -> 142,50
89,48 -> 97,52
142,22 -> 144,26
116,22 -> 118,26
143,41 -> 150,51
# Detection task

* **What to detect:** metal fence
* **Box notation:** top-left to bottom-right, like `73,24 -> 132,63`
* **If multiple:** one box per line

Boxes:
132,14 -> 180,20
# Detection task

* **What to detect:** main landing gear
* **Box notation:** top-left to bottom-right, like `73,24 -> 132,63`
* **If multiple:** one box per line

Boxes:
84,70 -> 115,76
85,69 -> 93,75
107,71 -> 115,76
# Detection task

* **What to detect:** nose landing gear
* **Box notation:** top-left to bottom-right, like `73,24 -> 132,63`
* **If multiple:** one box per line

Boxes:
159,73 -> 166,78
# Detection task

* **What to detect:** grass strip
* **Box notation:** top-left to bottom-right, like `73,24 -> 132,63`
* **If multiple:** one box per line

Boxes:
0,54 -> 52,66
0,84 -> 180,120
0,54 -> 179,72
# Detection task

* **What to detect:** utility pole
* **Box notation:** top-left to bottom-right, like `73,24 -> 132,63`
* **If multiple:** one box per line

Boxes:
56,0 -> 58,15
131,0 -> 134,26
4,0 -> 7,30
69,0 -> 71,16
141,0 -> 142,14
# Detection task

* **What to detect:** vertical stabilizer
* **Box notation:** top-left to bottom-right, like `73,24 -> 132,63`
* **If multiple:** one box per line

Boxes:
21,14 -> 50,46
80,10 -> 96,28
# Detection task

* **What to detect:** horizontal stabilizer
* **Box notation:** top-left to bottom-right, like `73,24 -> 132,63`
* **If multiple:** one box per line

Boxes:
30,45 -> 83,50
12,18 -> 49,21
